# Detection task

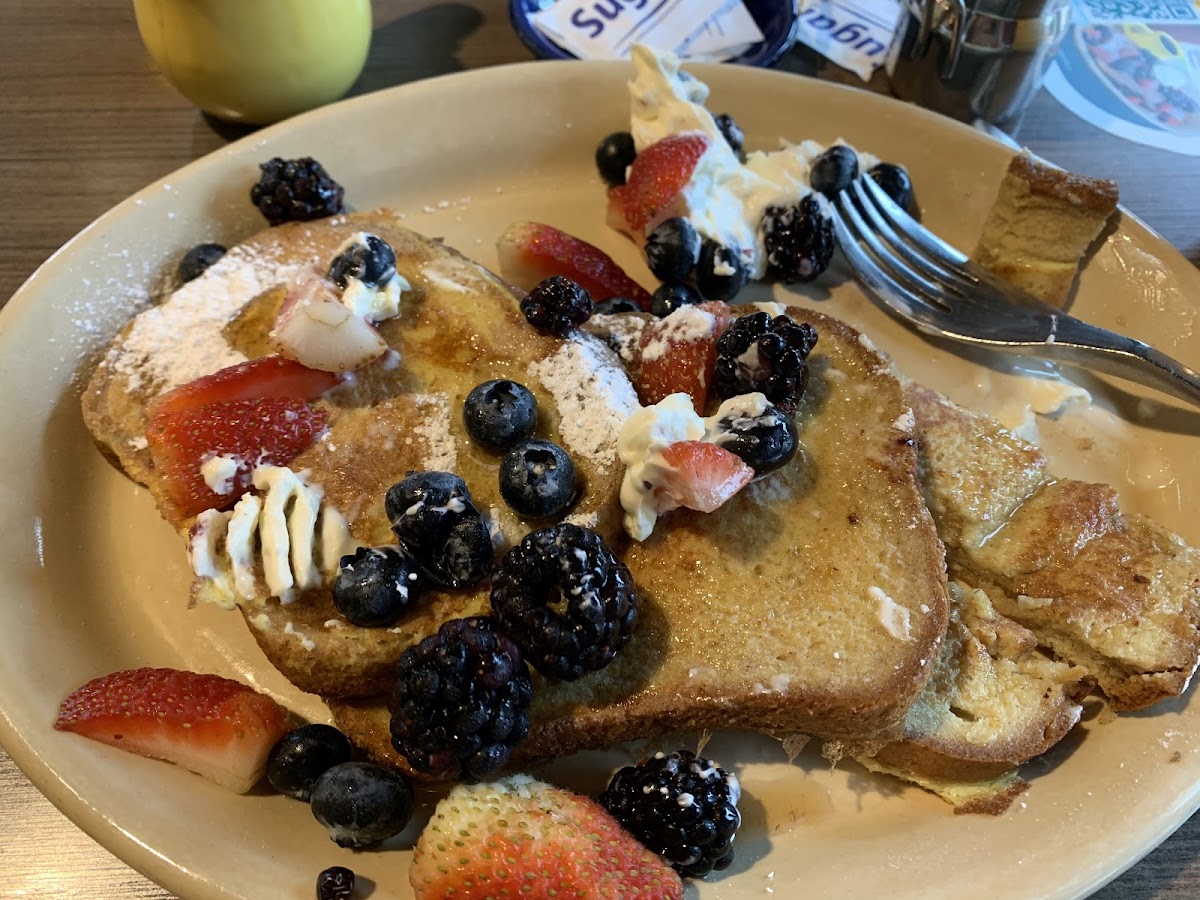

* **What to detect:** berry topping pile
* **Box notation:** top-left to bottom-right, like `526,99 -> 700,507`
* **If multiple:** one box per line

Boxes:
266,723 -> 353,801
332,546 -> 421,627
491,523 -> 638,680
599,749 -> 742,877
761,195 -> 836,283
177,242 -> 226,283
410,775 -> 683,899
498,221 -> 652,309
809,144 -> 860,197
250,157 -> 345,226
327,232 -> 397,289
386,471 -> 492,590
54,667 -> 290,793
714,311 -> 818,413
310,760 -> 414,848
389,617 -> 534,779
595,130 -> 638,187
462,379 -> 538,450
520,275 -> 595,336
498,438 -> 577,519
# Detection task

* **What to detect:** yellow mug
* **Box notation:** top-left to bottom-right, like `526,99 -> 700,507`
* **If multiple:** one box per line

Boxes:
133,0 -> 372,125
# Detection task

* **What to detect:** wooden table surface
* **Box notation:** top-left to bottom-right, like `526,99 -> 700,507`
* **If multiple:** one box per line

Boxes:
2,1 -> 1198,897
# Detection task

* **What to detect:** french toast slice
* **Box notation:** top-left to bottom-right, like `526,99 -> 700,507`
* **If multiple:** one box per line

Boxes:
907,383 -> 1200,711
82,213 -> 638,697
329,308 -> 952,770
859,582 -> 1094,814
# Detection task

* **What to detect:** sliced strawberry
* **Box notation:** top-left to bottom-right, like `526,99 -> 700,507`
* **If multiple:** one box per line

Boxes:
634,300 -> 733,409
146,397 -> 327,520
146,355 -> 342,420
608,134 -> 709,234
496,221 -> 653,309
410,775 -> 682,900
55,667 -> 290,793
654,441 -> 754,514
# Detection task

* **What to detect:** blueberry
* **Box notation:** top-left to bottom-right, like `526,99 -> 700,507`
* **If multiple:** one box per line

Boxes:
709,401 -> 798,474
463,380 -> 538,450
328,233 -> 397,289
316,866 -> 355,900
809,145 -> 859,197
178,243 -> 226,283
695,241 -> 749,303
310,762 -> 413,848
387,472 -> 491,588
867,162 -> 914,211
594,296 -> 642,315
595,131 -> 637,187
266,724 -> 353,801
499,439 -> 577,519
332,546 -> 421,627
650,282 -> 702,318
645,218 -> 702,283
714,113 -> 745,157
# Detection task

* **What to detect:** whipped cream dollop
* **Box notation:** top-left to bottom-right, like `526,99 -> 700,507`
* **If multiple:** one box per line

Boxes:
618,391 -> 776,540
188,465 -> 357,606
628,45 -> 878,279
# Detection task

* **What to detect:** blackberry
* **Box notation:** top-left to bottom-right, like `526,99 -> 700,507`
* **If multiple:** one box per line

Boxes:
594,296 -> 642,315
267,724 -> 353,801
867,162 -> 914,211
809,144 -> 858,197
714,113 -> 745,158
463,379 -> 538,450
490,524 -> 637,680
695,240 -> 748,303
316,867 -> 355,900
499,439 -> 577,519
595,131 -> 637,187
521,276 -> 594,336
713,312 -> 818,413
389,617 -> 533,779
310,761 -> 414,848
177,243 -> 226,283
645,218 -> 701,283
650,281 -> 702,318
599,750 -> 742,878
332,546 -> 421,627
761,196 -> 836,283
706,396 -> 798,475
386,472 -> 492,589
250,157 -> 345,226
328,232 -> 397,288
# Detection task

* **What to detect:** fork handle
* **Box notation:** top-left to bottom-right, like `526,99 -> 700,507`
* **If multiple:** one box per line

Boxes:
1048,316 -> 1200,409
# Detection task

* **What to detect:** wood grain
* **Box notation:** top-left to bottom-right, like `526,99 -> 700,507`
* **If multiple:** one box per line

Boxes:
1,0 -> 1198,897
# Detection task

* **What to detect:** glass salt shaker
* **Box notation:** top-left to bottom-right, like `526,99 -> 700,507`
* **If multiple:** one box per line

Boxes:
885,0 -> 1073,131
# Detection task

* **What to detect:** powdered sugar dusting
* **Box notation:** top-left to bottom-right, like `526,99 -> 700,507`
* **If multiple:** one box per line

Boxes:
586,313 -> 646,365
413,393 -> 456,471
529,333 -> 639,468
110,242 -> 308,394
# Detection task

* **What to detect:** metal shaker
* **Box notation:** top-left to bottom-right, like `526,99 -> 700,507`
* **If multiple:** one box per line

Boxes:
885,0 -> 1072,130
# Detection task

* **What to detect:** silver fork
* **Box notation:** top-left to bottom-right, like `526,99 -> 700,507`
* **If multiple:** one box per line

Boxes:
829,176 -> 1200,409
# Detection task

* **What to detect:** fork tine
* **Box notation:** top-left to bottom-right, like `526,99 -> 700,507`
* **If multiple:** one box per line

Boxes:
859,175 -> 971,268
847,180 -> 972,299
834,191 -> 954,310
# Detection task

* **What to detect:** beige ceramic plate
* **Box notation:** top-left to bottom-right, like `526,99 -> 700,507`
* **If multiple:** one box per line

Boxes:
2,61 -> 1199,900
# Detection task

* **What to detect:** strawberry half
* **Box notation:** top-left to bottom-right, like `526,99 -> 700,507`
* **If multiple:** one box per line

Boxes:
496,221 -> 653,310
55,667 -> 290,793
146,397 -> 327,520
146,355 -> 342,420
633,300 -> 733,410
608,133 -> 709,235
654,441 -> 754,514
410,775 -> 682,900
